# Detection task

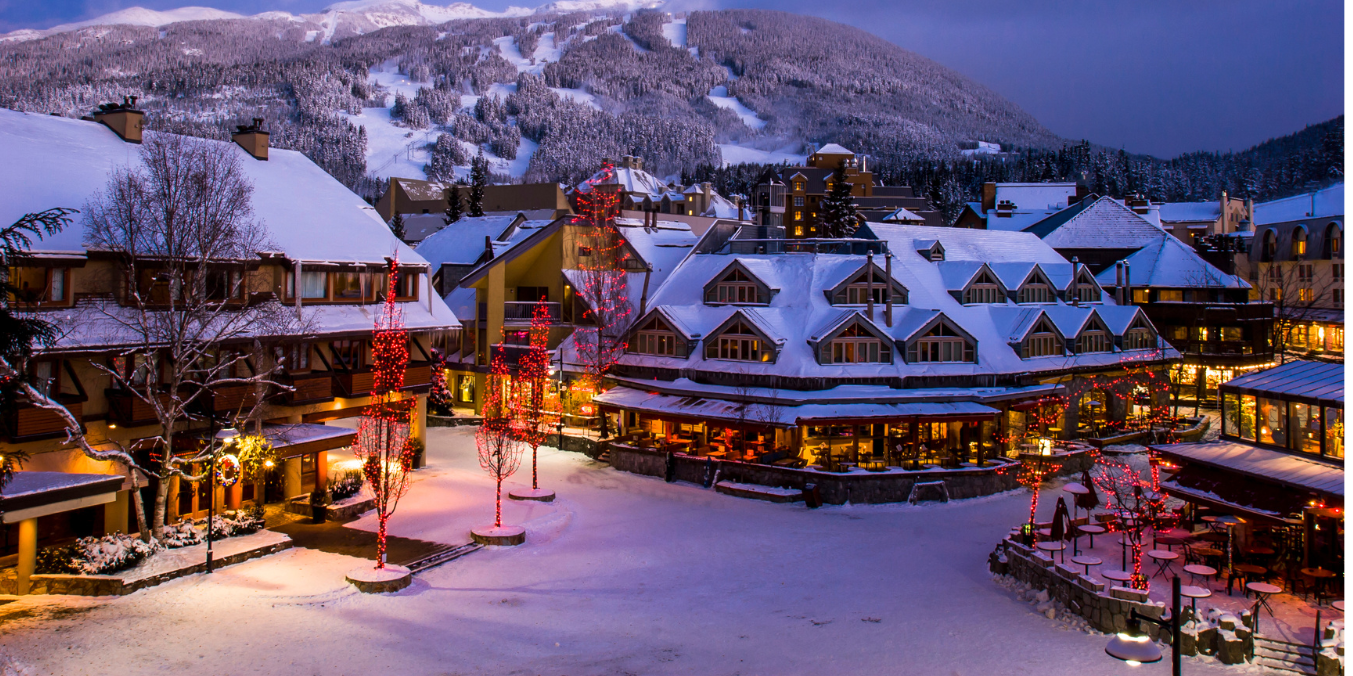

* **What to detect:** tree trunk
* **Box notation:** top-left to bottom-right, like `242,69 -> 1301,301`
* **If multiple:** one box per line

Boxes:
532,445 -> 538,490
495,478 -> 503,527
151,427 -> 175,539
130,472 -> 150,543
377,515 -> 388,568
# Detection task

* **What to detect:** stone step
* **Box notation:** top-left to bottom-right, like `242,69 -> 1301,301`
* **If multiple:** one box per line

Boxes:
1255,636 -> 1317,655
406,543 -> 483,573
1256,646 -> 1316,665
1254,656 -> 1318,676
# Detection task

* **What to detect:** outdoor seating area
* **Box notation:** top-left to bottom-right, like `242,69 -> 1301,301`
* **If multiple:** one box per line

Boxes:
1015,490 -> 1344,642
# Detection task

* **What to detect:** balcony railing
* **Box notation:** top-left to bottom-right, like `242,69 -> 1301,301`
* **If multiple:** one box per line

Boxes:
490,343 -> 535,368
2,396 -> 82,442
333,363 -> 433,397
106,388 -> 170,428
504,301 -> 561,323
196,384 -> 261,415
277,372 -> 335,405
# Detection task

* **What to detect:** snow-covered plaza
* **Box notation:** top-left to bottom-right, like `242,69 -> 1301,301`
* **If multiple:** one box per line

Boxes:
0,427 -> 1252,675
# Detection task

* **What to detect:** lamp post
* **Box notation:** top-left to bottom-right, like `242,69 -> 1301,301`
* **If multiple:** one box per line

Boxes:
1105,576 -> 1182,675
207,426 -> 238,574
555,349 -> 564,438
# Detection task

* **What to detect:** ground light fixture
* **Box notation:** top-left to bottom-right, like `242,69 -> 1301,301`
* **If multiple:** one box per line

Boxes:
207,426 -> 239,573
1104,576 -> 1182,675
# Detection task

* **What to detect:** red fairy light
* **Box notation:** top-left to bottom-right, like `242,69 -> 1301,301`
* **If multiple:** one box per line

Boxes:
998,453 -> 1063,543
571,160 -> 633,391
509,301 -> 559,490
353,257 -> 416,569
477,341 -> 523,527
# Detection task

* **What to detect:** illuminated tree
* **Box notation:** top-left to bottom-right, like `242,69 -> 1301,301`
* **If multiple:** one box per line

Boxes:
352,259 -> 417,569
477,348 -> 523,528
428,347 -> 453,415
511,302 -> 558,493
1091,457 -> 1159,590
999,452 -> 1063,542
572,161 -> 632,391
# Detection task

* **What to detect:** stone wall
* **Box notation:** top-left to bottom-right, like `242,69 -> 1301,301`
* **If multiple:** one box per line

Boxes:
547,433 -> 602,459
428,415 -> 482,428
608,445 -> 1096,505
993,538 -> 1257,665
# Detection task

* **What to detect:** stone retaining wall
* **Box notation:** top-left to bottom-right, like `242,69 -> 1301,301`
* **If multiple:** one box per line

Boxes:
993,538 -> 1257,665
547,433 -> 602,458
428,415 -> 482,428
607,445 -> 1095,505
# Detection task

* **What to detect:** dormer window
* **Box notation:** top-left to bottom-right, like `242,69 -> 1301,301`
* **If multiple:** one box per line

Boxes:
821,322 -> 892,364
631,316 -> 683,356
1076,324 -> 1112,353
706,320 -> 771,362
830,265 -> 908,306
793,181 -> 805,192
1124,317 -> 1156,350
705,265 -> 772,305
1023,318 -> 1062,358
1073,270 -> 1101,303
1324,223 -> 1342,258
908,322 -> 974,363
1292,227 -> 1308,259
1018,280 -> 1053,304
964,270 -> 1002,304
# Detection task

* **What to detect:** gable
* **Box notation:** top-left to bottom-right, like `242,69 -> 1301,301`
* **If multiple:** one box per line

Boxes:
703,260 -> 777,304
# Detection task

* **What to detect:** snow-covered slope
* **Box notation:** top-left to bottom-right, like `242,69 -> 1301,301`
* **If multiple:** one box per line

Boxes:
3,0 -> 658,42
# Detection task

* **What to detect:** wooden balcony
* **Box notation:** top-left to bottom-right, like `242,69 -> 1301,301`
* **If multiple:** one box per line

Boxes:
105,389 -> 169,428
334,370 -> 374,397
1,397 -> 82,442
503,301 -> 561,323
404,363 -> 432,389
196,384 -> 261,415
278,372 -> 334,405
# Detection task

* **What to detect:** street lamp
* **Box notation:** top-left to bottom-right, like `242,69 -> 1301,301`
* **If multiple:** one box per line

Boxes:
554,349 -> 564,438
1105,576 -> 1182,675
207,426 -> 238,574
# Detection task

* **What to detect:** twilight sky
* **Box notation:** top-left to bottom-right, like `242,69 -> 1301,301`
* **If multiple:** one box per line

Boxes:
0,0 -> 1342,158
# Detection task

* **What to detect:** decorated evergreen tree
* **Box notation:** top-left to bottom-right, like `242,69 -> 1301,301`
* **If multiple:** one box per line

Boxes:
443,184 -> 464,225
352,259 -> 417,571
468,151 -> 488,217
819,163 -> 858,237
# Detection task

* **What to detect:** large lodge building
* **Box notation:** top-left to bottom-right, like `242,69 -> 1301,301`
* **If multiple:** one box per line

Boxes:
0,108 -> 457,563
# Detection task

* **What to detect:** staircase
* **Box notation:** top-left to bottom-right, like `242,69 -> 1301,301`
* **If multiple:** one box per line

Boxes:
405,542 -> 483,574
1254,635 -> 1318,675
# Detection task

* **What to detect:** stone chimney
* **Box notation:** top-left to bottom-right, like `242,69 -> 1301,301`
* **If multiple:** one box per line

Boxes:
232,118 -> 269,161
92,96 -> 144,144
995,199 -> 1015,218
702,182 -> 712,213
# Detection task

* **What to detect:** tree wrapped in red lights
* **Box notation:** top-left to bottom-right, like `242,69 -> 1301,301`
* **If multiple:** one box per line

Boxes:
509,301 -> 559,502
999,452 -> 1063,543
571,161 -> 632,393
475,346 -> 525,541
1091,457 -> 1159,590
428,346 -> 453,415
352,259 -> 417,570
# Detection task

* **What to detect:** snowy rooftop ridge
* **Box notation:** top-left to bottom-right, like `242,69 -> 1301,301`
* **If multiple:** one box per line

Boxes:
1253,182 -> 1344,226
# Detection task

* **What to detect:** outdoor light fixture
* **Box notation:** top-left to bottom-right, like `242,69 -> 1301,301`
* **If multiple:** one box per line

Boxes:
1104,577 -> 1182,675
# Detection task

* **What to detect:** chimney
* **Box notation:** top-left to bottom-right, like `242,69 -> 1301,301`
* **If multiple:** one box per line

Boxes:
1070,256 -> 1080,306
1123,262 -> 1132,305
865,251 -> 875,319
1219,190 -> 1228,233
232,117 -> 269,161
736,195 -> 745,221
995,199 -> 1015,217
884,254 -> 893,327
484,235 -> 493,261
93,96 -> 144,144
1115,262 -> 1124,305
702,182 -> 712,212
981,183 -> 998,212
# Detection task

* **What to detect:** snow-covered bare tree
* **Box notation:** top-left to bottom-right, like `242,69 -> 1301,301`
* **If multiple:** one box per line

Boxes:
83,134 -> 301,539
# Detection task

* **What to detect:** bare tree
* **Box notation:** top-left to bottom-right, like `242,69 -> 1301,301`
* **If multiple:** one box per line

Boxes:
83,134 -> 300,539
1256,260 -> 1340,362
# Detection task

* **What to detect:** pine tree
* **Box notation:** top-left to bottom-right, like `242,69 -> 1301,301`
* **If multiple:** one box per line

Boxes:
819,163 -> 858,237
444,184 -> 464,225
389,212 -> 406,240
468,151 -> 488,217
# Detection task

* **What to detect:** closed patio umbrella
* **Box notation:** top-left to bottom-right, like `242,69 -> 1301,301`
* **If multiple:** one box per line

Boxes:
1051,497 -> 1070,542
1075,469 -> 1100,512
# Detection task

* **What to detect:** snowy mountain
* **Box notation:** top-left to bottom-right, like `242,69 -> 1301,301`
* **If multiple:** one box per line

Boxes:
1,6 -> 245,41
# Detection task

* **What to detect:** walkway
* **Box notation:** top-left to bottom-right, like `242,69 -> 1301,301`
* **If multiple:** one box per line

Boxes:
265,508 -> 451,568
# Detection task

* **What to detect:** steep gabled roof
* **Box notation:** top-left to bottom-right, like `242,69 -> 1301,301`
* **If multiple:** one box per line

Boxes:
1094,235 -> 1248,289
1025,196 -> 1167,248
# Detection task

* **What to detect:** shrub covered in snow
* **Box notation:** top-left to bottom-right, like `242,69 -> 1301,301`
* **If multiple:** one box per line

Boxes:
160,520 -> 205,548
73,534 -> 159,574
329,469 -> 366,502
208,508 -> 266,540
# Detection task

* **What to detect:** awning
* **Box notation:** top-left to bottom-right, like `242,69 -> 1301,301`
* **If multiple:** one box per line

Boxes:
594,387 -> 999,428
1160,468 -> 1306,525
1151,440 -> 1343,499
0,472 -> 123,524
262,423 -> 356,459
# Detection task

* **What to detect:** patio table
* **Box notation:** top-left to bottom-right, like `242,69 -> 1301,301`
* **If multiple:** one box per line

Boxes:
1232,563 -> 1267,596
1036,540 -> 1067,564
1300,568 -> 1338,605
1078,524 -> 1105,548
1183,564 -> 1217,588
1246,582 -> 1282,632
1332,600 -> 1344,613
1101,569 -> 1133,585
1070,555 -> 1102,576
1154,535 -> 1187,552
1181,585 -> 1212,615
1147,549 -> 1180,579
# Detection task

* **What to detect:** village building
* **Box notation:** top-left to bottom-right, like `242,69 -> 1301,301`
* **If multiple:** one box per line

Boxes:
0,109 -> 458,568
374,176 -> 571,223
752,144 -> 943,234
1151,360 -> 1342,578
953,182 -> 1092,230
1156,191 -> 1254,245
1011,195 -> 1272,404
567,156 -> 749,235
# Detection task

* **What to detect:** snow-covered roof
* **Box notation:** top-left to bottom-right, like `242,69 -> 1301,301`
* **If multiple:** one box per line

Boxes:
584,225 -> 1175,385
1024,197 -> 1168,249
702,193 -> 742,219
880,207 -> 925,223
416,215 -> 530,267
1253,183 -> 1344,225
984,208 -> 1063,232
573,164 -> 668,197
594,386 -> 999,426
1152,440 -> 1343,497
1222,359 -> 1342,405
0,109 -> 427,267
993,183 -> 1079,211
1093,234 -> 1248,289
814,143 -> 854,155
1158,201 -> 1221,224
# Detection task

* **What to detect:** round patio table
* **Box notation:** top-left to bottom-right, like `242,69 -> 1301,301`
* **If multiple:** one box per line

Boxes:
1181,585 -> 1212,615
1147,549 -> 1180,579
1036,540 -> 1067,564
1247,582 -> 1282,631
1078,524 -> 1105,548
1332,600 -> 1344,613
1155,535 -> 1187,552
1071,555 -> 1102,576
1102,569 -> 1133,585
1246,546 -> 1276,557
1183,564 -> 1217,588
1300,568 -> 1338,605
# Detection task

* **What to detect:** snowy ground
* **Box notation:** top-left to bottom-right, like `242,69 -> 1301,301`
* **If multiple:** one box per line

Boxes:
707,85 -> 766,130
0,427 -> 1246,675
